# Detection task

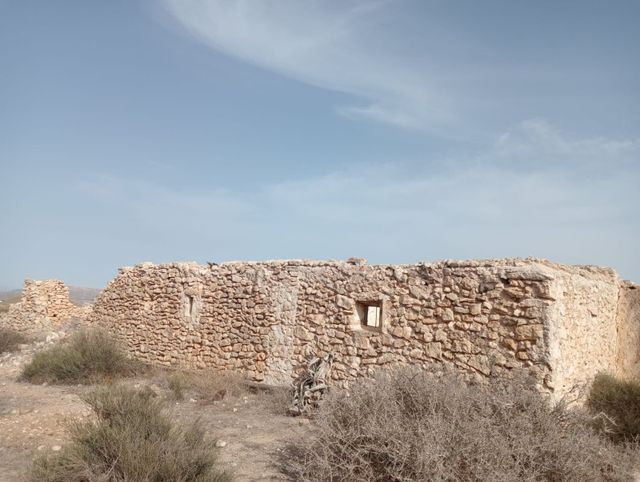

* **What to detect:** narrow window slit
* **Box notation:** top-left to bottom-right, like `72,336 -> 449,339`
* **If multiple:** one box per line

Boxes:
184,294 -> 195,320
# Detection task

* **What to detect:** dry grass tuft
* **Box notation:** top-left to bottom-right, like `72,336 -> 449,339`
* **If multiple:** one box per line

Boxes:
162,368 -> 292,414
260,384 -> 294,416
163,369 -> 249,403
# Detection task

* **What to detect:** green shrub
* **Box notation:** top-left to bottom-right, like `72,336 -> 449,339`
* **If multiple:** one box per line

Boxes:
587,373 -> 640,443
0,327 -> 28,354
282,369 -> 637,482
29,384 -> 232,482
21,329 -> 143,384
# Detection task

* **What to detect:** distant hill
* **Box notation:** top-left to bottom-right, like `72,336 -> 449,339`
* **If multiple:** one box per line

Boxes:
68,286 -> 102,306
0,289 -> 21,302
0,290 -> 22,313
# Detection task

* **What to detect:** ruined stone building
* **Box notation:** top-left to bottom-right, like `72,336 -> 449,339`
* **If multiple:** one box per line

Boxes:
83,258 -> 640,399
1,280 -> 89,336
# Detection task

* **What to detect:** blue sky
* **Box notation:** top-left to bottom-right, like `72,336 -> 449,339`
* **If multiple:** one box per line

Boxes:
1,0 -> 638,289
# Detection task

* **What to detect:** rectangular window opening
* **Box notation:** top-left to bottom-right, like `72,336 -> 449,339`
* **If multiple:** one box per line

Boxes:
356,301 -> 383,330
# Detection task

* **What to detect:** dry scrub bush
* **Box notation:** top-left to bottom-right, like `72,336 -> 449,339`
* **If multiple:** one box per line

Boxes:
588,373 -> 640,443
283,369 -> 638,482
21,329 -> 144,384
0,326 -> 28,354
29,384 -> 232,482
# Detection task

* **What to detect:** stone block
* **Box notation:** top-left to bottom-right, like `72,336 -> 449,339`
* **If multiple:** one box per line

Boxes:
442,308 -> 454,322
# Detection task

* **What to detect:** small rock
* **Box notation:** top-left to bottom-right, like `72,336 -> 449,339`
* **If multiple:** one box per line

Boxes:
215,440 -> 227,448
51,445 -> 61,452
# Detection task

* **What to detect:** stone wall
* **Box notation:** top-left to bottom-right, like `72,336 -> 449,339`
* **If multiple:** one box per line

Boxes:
88,258 -> 639,397
617,282 -> 640,379
1,280 -> 88,336
543,266 -> 622,396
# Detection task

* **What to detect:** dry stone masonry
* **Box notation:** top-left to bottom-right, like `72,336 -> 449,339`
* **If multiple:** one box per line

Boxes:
1,280 -> 89,336
88,258 -> 640,399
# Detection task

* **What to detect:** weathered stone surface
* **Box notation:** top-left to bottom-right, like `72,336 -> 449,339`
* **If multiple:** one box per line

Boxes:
81,257 -> 639,399
6,259 -> 634,401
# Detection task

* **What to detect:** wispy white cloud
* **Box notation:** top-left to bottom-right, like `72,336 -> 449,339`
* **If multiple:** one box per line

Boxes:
263,122 -> 639,276
160,0 -> 451,131
79,121 -> 639,278
493,120 -> 639,167
336,103 -> 427,130
157,0 -> 637,140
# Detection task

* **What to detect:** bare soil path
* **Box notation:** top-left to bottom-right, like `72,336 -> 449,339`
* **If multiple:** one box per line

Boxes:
0,342 -> 308,482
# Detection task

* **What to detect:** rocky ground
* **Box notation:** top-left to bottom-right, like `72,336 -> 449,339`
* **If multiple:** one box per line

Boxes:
0,333 -> 310,482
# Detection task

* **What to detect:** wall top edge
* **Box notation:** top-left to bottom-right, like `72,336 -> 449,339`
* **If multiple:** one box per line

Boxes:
113,257 -> 620,280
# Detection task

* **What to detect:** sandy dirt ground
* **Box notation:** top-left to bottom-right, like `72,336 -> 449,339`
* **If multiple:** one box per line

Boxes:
0,341 -> 310,482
